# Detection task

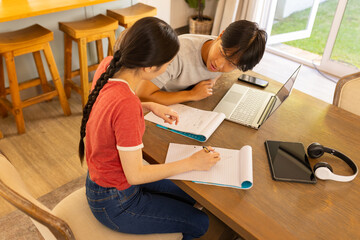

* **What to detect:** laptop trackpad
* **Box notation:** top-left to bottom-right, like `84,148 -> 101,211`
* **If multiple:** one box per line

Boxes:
213,91 -> 244,118
223,91 -> 243,104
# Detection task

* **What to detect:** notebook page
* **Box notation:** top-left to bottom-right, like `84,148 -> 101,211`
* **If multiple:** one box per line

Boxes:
165,143 -> 242,187
144,104 -> 224,135
201,112 -> 226,139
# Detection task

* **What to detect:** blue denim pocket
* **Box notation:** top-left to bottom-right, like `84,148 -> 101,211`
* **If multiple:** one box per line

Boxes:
85,173 -> 141,230
89,206 -> 120,231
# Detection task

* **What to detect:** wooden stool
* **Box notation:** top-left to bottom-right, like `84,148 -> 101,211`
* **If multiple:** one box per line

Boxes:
59,14 -> 118,107
107,3 -> 157,28
0,24 -> 71,134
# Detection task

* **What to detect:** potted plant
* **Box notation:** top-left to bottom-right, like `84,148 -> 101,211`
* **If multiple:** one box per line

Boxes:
185,0 -> 213,35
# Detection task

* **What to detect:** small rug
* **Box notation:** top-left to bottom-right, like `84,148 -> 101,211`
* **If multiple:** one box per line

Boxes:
0,175 -> 86,240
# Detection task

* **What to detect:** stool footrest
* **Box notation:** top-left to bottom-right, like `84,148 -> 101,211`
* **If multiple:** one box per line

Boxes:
65,79 -> 88,96
21,91 -> 58,108
0,90 -> 59,110
4,78 -> 55,94
0,98 -> 12,113
18,78 -> 42,91
70,63 -> 99,79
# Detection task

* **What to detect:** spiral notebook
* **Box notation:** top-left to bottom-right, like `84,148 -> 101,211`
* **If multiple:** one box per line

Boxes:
165,143 -> 253,189
144,104 -> 225,142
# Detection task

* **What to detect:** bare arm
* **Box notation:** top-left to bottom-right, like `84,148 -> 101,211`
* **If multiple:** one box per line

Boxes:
119,147 -> 220,185
141,102 -> 179,125
136,79 -> 217,106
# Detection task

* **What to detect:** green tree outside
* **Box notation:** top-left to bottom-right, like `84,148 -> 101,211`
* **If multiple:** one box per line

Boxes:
271,0 -> 360,68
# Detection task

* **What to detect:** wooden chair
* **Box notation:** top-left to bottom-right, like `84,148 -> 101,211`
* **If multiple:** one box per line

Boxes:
107,3 -> 157,28
333,72 -> 360,116
0,25 -> 71,134
59,14 -> 118,107
0,153 -> 182,240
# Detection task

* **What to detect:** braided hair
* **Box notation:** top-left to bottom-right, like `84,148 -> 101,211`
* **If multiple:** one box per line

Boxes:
221,20 -> 267,72
78,17 -> 179,164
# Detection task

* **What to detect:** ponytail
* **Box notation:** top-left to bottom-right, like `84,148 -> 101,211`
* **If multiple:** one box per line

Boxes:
78,51 -> 122,164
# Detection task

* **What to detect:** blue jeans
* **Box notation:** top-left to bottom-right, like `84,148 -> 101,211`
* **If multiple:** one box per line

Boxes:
86,174 -> 209,240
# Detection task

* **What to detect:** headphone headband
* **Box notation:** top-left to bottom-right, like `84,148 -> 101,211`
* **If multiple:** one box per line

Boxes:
308,143 -> 358,182
322,146 -> 358,175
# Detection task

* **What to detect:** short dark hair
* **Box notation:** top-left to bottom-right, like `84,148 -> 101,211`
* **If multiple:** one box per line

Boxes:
221,20 -> 267,72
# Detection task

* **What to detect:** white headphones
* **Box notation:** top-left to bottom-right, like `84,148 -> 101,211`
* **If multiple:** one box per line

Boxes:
307,143 -> 358,182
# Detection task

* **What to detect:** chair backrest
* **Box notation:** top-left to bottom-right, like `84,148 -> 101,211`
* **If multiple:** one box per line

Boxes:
0,153 -> 75,240
333,72 -> 360,116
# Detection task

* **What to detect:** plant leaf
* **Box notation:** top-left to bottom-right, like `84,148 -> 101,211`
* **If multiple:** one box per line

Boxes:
185,0 -> 206,9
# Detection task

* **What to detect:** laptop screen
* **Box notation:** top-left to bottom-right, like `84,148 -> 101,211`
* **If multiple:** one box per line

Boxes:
263,65 -> 301,122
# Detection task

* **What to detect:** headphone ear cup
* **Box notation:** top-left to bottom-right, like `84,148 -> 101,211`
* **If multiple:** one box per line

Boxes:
307,142 -> 325,158
314,162 -> 333,172
314,162 -> 334,180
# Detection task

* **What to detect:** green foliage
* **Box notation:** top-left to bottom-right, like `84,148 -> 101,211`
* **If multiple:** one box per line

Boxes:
185,0 -> 206,21
272,0 -> 360,68
185,0 -> 205,9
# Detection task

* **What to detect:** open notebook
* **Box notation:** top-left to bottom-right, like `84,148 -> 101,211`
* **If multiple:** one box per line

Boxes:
144,104 -> 225,142
165,143 -> 253,189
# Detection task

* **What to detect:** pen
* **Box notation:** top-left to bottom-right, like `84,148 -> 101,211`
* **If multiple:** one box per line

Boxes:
202,146 -> 210,153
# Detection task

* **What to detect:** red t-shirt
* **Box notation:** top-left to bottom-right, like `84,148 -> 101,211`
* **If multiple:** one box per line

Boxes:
86,79 -> 145,190
91,56 -> 113,91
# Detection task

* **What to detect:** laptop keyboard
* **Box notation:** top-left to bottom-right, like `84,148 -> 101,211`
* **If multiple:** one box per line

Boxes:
229,89 -> 269,124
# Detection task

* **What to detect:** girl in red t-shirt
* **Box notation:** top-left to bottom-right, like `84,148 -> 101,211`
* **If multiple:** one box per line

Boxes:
78,17 -> 220,240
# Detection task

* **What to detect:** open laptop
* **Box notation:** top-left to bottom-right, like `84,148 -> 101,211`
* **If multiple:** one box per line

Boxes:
213,65 -> 301,129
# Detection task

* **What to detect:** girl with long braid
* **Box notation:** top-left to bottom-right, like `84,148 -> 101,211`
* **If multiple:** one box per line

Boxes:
79,17 -> 220,239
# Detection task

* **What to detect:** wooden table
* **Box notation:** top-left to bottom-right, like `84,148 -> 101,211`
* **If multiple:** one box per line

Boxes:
142,70 -> 360,240
0,0 -> 119,22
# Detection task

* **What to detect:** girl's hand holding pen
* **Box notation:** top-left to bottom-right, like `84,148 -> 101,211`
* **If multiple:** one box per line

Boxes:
189,146 -> 220,171
202,146 -> 211,153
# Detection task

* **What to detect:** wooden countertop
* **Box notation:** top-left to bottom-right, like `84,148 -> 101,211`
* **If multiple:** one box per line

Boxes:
0,0 -> 119,23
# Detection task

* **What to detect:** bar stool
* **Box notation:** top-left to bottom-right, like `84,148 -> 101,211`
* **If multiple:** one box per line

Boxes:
107,3 -> 157,28
0,24 -> 71,134
59,14 -> 118,107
